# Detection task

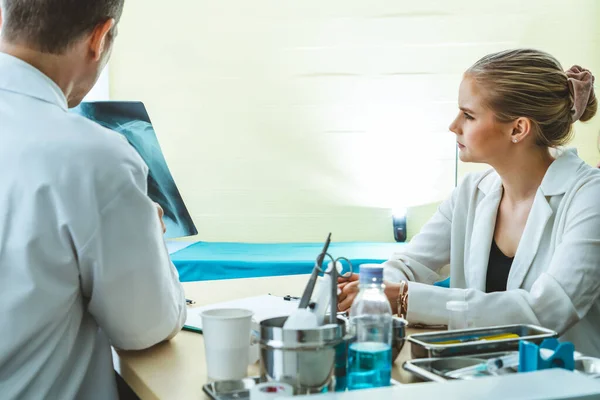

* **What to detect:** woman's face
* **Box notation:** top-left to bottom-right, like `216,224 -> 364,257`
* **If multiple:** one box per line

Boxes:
449,76 -> 514,164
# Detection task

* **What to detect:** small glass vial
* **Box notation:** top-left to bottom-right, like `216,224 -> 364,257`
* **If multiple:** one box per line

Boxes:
446,300 -> 469,330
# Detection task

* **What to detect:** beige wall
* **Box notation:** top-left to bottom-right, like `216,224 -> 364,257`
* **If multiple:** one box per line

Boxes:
110,0 -> 600,242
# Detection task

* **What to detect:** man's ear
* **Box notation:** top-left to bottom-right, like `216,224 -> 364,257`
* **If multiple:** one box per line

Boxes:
89,19 -> 116,62
510,117 -> 533,144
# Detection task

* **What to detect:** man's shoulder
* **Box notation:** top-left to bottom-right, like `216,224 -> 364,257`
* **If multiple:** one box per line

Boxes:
23,110 -> 149,198
58,112 -> 141,165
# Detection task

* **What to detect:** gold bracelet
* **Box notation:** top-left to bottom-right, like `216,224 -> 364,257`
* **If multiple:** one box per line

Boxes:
397,280 -> 409,319
396,281 -> 403,316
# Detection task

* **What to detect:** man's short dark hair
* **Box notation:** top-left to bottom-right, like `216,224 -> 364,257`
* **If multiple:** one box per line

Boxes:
1,0 -> 125,54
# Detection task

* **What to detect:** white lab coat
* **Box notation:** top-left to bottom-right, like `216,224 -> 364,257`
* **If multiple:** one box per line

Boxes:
384,148 -> 600,357
0,53 -> 186,399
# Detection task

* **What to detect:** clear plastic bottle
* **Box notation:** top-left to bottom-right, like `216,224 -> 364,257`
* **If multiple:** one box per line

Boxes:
347,265 -> 393,390
446,300 -> 469,330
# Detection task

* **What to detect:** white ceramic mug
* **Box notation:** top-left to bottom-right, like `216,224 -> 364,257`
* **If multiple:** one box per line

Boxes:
201,308 -> 254,380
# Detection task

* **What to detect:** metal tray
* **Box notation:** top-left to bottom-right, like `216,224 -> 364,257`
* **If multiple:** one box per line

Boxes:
403,351 -> 600,383
203,377 -> 260,400
408,324 -> 557,359
202,377 -> 403,399
403,351 -> 516,382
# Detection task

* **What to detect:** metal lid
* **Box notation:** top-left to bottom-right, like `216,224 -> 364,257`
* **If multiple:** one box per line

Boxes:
259,316 -> 346,350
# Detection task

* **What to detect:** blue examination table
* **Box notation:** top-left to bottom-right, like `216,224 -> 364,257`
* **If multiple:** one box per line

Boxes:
168,241 -> 406,282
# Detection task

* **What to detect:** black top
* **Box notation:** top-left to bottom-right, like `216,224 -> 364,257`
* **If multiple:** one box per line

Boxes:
486,240 -> 514,293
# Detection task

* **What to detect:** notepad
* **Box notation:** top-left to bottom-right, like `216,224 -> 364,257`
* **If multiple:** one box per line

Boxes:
184,294 -> 300,332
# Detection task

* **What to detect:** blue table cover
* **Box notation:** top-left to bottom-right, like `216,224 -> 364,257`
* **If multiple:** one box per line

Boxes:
170,241 -> 406,282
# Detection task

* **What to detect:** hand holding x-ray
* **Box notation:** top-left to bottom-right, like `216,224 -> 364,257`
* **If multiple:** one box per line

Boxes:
71,101 -> 197,238
154,202 -> 167,234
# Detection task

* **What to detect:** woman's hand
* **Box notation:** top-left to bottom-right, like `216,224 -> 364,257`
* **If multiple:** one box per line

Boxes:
337,273 -> 360,312
337,273 -> 401,314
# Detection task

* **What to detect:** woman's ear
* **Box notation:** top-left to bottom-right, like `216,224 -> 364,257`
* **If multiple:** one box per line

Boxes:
88,19 -> 116,62
510,117 -> 532,144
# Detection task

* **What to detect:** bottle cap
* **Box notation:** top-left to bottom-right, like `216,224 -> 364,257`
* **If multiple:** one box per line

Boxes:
446,300 -> 468,312
359,264 -> 383,283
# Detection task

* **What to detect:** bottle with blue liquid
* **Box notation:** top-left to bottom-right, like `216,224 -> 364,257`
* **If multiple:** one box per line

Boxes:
347,265 -> 393,390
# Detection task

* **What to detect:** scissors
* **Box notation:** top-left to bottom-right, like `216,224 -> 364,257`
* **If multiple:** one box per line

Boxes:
320,253 -> 354,324
297,233 -> 354,324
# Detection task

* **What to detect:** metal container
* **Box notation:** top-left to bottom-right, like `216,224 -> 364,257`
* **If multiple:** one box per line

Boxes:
408,324 -> 557,359
202,377 -> 259,400
259,316 -> 346,395
404,351 -> 512,382
404,351 -> 600,382
392,316 -> 408,361
202,376 -> 405,400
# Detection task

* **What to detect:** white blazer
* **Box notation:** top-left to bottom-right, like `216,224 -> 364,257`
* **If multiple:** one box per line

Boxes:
383,148 -> 600,357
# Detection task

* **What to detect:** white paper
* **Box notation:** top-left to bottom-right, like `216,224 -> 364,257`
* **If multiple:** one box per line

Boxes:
185,295 -> 300,331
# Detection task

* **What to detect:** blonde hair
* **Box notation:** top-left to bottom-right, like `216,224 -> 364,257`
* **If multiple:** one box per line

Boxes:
466,49 -> 597,147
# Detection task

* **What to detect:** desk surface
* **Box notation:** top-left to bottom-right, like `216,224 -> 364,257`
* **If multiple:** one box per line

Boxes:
114,275 -> 435,400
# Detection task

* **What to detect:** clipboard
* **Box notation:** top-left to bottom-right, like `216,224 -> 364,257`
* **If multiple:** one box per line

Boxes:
183,294 -> 300,333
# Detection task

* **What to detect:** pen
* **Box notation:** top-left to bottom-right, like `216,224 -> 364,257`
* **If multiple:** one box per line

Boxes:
267,293 -> 301,301
298,233 -> 332,309
433,333 -> 520,345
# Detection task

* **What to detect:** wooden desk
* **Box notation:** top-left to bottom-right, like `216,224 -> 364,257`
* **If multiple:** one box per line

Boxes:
114,275 -> 434,400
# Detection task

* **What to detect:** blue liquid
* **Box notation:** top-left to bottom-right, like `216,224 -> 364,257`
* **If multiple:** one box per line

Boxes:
347,342 -> 392,390
334,341 -> 348,392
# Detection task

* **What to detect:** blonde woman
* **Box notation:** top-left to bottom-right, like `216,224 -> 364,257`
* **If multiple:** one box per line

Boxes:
338,49 -> 600,357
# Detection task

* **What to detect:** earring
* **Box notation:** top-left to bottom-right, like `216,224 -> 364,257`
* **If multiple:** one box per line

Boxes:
512,139 -> 518,143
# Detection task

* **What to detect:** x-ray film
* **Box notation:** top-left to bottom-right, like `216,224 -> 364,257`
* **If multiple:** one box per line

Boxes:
72,101 -> 197,238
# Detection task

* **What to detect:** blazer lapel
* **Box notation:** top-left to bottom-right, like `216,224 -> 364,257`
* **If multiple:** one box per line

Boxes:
507,148 -> 584,289
467,184 -> 503,291
464,148 -> 582,291
507,191 -> 553,289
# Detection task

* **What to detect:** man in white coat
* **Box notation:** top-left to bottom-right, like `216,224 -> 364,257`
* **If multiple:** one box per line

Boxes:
0,1 -> 187,399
